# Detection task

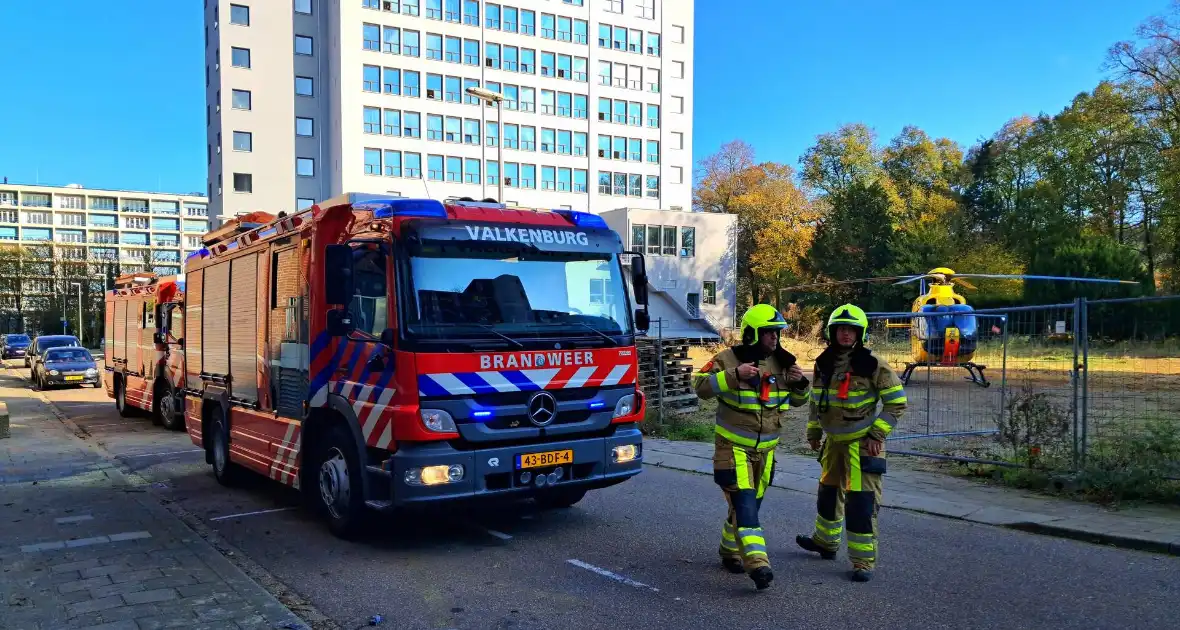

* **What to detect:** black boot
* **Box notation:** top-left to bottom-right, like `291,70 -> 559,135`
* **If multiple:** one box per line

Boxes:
850,568 -> 873,582
795,534 -> 836,559
750,566 -> 774,590
721,557 -> 744,574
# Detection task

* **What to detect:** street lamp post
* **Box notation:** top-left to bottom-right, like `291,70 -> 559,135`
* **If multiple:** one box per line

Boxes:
70,282 -> 82,345
465,86 -> 505,204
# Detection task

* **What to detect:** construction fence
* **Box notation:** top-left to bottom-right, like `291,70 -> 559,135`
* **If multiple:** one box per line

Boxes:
864,295 -> 1180,474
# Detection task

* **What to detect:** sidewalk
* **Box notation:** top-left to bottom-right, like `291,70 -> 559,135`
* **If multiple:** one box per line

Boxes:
0,370 -> 311,629
643,438 -> 1180,556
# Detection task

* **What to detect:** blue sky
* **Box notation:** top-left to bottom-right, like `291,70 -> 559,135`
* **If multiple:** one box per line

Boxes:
0,0 -> 1169,193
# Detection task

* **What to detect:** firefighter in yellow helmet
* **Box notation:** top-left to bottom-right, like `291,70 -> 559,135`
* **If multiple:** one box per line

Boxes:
692,304 -> 811,590
795,304 -> 907,582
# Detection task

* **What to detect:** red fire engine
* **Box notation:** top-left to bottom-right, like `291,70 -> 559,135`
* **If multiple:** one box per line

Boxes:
182,195 -> 650,538
103,272 -> 187,430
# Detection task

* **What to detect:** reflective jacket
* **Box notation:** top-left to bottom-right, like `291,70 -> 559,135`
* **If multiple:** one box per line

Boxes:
806,346 -> 906,443
693,346 -> 811,451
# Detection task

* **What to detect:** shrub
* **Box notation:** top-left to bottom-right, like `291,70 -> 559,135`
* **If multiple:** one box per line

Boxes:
997,388 -> 1071,466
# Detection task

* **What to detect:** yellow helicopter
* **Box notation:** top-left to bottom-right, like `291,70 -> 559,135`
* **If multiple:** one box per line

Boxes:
785,267 -> 1140,388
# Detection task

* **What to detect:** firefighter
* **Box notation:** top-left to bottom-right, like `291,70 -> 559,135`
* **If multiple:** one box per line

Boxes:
795,304 -> 907,582
692,304 -> 811,590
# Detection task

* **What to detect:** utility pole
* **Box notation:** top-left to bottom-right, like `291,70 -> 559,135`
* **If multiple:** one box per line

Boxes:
70,282 -> 82,345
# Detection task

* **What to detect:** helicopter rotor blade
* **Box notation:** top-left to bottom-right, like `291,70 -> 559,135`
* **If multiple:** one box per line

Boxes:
781,276 -> 913,292
893,275 -> 933,286
951,274 -> 1140,285
952,277 -> 977,290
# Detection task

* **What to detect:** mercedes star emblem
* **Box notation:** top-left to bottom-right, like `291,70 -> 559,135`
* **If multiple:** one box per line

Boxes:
527,391 -> 558,427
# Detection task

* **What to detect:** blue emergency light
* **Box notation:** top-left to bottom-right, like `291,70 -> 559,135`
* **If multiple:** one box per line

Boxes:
554,209 -> 607,229
471,410 -> 493,421
588,401 -> 606,410
184,248 -> 210,263
359,198 -> 448,219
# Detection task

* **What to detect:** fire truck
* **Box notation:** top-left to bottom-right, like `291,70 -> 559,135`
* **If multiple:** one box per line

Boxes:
183,194 -> 651,538
103,272 -> 187,430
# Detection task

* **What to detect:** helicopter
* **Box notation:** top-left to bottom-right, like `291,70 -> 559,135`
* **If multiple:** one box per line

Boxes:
784,267 -> 1140,388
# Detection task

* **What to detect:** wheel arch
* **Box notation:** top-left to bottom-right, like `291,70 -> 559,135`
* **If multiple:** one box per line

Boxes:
300,394 -> 371,500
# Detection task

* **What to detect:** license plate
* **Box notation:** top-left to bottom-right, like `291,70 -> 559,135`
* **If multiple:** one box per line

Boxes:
64,375 -> 83,381
516,449 -> 573,469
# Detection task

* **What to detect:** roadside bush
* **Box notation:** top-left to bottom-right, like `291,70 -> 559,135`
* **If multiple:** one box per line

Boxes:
1070,419 -> 1180,504
997,388 -> 1071,467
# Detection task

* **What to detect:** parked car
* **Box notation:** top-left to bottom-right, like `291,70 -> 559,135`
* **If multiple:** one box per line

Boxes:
25,335 -> 81,372
34,346 -> 100,390
1,333 -> 31,360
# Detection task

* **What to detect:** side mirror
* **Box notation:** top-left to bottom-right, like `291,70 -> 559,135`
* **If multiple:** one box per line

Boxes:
380,328 -> 395,348
634,308 -> 650,334
630,255 -> 648,306
324,244 -> 354,306
326,308 -> 355,336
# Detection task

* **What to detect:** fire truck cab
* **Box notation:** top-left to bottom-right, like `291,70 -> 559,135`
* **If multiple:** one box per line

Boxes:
103,272 -> 187,429
183,194 -> 650,538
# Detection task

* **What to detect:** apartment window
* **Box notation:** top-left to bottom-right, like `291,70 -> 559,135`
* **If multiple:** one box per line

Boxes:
564,0 -> 585,5
574,94 -> 588,119
446,36 -> 461,62
628,29 -> 642,54
672,165 -> 684,184
446,157 -> 462,182
520,48 -> 535,74
295,0 -> 312,14
233,131 -> 252,152
639,0 -> 655,19
647,103 -> 660,127
503,124 -> 518,149
364,23 -> 381,50
487,161 -> 501,187
297,198 -> 315,210
485,121 -> 499,146
464,159 -> 481,184
383,109 -> 401,136
233,173 -> 253,193
426,0 -> 442,19
466,39 -> 480,65
557,54 -> 571,80
540,89 -> 555,114
605,0 -> 622,13
672,96 -> 684,114
520,9 -> 535,35
574,19 -> 588,45
702,281 -> 716,305
502,45 -> 518,71
672,131 -> 684,150
463,0 -> 479,26
542,166 -> 556,191
297,158 -> 315,177
521,164 -> 536,189
385,150 -> 403,177
647,140 -> 659,163
671,61 -> 684,80
503,5 -> 518,31
364,0 -> 379,7
573,132 -> 587,156
404,70 -> 420,96
520,86 -> 535,112
486,42 -> 501,69
574,169 -> 588,193
672,25 -> 686,43
363,65 -> 380,91
558,168 -> 572,192
426,33 -> 443,60
445,0 -> 460,22
465,78 -> 481,104
404,152 -> 422,177
231,47 -> 250,68
427,115 -> 443,140
445,116 -> 461,142
230,4 -> 250,25
445,76 -> 461,102
573,57 -> 588,82
680,227 -> 696,257
647,33 -> 661,56
364,106 -> 381,133
295,76 -> 314,95
486,3 -> 500,28
365,148 -> 381,175
384,67 -> 402,94
296,117 -> 314,136
232,89 -> 251,110
403,30 -> 420,56
650,68 -> 662,92
558,16 -> 572,42
628,138 -> 641,161
541,128 -> 555,153
295,35 -> 313,55
541,51 -> 554,76
521,126 -> 536,151
404,112 -> 421,136
646,175 -> 660,199
427,73 -> 442,99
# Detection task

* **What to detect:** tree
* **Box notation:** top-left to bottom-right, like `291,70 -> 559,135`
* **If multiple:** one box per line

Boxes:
800,123 -> 883,196
805,180 -> 897,311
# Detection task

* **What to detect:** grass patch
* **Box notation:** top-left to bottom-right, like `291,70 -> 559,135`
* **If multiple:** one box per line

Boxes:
641,404 -> 714,442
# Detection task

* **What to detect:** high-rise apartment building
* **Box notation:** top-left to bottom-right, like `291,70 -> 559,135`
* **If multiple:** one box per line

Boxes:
204,0 -> 693,219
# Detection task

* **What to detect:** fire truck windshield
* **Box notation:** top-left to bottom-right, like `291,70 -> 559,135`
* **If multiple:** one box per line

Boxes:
405,250 -> 631,344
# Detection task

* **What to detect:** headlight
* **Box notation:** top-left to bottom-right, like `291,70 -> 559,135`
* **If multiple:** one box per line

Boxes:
613,394 -> 635,419
420,409 -> 457,433
404,464 -> 464,486
49,370 -> 60,376
613,444 -> 641,463
85,368 -> 97,376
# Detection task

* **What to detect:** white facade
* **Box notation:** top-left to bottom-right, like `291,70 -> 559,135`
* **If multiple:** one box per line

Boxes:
600,207 -> 736,337
0,183 -> 210,275
205,0 -> 694,222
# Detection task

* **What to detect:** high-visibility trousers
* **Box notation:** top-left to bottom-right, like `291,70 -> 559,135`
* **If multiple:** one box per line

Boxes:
809,437 -> 885,570
713,438 -> 776,573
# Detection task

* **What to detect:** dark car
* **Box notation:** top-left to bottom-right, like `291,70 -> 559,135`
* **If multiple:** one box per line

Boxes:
1,333 -> 31,360
25,335 -> 81,371
34,347 -> 100,390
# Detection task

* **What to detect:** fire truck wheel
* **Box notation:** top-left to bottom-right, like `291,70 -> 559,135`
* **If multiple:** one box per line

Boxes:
534,486 -> 588,509
115,378 -> 136,418
155,384 -> 184,431
210,408 -> 244,486
316,427 -> 366,539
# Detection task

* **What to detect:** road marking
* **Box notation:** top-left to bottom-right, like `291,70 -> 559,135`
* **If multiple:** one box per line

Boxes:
54,515 -> 94,525
566,559 -> 659,592
21,531 -> 152,553
209,507 -> 297,522
483,528 -> 513,540
118,449 -> 203,458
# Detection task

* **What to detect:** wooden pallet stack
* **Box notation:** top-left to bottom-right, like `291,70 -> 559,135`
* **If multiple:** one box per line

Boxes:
637,337 -> 699,414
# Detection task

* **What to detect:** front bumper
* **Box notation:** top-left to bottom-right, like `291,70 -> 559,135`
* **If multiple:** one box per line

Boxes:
3,349 -> 27,359
381,424 -> 644,507
43,374 -> 100,386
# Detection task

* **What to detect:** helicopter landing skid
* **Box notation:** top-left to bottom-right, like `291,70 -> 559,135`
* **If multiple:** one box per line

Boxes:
901,362 -> 991,388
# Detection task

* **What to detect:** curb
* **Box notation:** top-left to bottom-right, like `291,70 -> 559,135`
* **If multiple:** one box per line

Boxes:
5,366 -> 339,630
1004,522 -> 1180,557
643,450 -> 1180,558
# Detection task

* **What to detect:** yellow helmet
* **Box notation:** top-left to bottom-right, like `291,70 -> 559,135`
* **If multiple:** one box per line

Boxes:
827,303 -> 869,343
740,304 -> 787,345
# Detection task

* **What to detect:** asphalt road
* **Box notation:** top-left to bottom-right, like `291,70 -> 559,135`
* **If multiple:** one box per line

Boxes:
8,361 -> 1179,630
